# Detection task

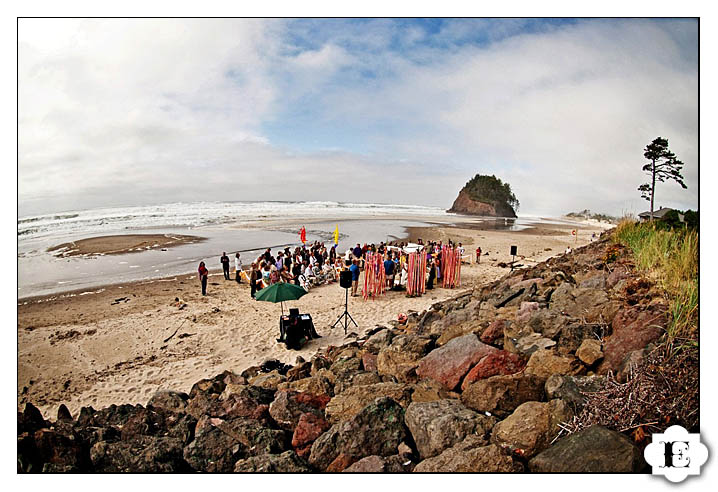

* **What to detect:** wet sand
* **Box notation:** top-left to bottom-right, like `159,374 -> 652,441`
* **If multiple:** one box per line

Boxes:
47,234 -> 205,257
18,220 -> 611,419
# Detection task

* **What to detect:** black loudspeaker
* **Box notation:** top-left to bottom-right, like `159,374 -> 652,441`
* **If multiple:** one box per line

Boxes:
340,270 -> 353,289
510,245 -> 518,256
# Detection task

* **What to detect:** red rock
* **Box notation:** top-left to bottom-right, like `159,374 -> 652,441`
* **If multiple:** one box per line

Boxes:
362,353 -> 378,372
461,352 -> 526,391
598,305 -> 667,375
295,392 -> 330,410
326,453 -> 356,472
416,334 -> 498,390
481,320 -> 506,344
291,412 -> 330,449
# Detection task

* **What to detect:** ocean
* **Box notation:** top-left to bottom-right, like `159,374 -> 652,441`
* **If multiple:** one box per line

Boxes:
18,200 -> 491,299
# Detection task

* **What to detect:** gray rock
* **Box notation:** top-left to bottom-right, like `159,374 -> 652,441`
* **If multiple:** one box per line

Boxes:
362,329 -> 395,354
529,425 -> 643,472
309,397 -> 407,471
513,333 -> 557,355
405,399 -> 496,459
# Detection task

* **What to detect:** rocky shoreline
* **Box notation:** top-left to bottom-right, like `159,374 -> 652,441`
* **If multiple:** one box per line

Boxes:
18,233 -> 695,473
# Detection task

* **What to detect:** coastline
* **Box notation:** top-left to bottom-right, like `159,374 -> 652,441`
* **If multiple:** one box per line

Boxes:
18,219 -> 611,418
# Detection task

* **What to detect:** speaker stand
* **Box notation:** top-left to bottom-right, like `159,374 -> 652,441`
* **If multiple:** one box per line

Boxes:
332,287 -> 358,335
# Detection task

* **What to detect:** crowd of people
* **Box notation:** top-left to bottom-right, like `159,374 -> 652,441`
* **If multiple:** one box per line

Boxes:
197,238 -> 484,298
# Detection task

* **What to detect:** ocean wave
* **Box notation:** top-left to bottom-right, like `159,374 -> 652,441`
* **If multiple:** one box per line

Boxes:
18,200 -> 450,243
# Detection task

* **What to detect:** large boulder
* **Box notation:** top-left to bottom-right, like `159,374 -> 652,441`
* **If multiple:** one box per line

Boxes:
413,438 -> 515,473
461,373 -> 545,418
524,310 -> 573,339
405,399 -> 496,459
324,382 -> 412,424
308,397 -> 407,471
416,334 -> 497,390
529,425 -> 643,472
233,450 -> 312,472
377,334 -> 434,383
524,349 -> 585,379
460,351 -> 526,391
598,305 -> 667,375
182,416 -> 289,472
491,400 -> 573,458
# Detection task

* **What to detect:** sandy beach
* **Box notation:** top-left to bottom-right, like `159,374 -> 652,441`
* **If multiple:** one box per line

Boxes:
47,233 -> 205,258
18,219 -> 610,419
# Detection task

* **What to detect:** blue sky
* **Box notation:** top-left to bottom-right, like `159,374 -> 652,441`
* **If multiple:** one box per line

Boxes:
18,18 -> 698,217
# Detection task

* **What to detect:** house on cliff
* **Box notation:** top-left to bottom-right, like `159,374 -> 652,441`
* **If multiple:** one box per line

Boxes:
638,207 -> 684,223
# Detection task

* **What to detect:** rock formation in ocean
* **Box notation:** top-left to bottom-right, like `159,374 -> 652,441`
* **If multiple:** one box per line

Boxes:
18,233 -> 697,473
448,174 -> 519,217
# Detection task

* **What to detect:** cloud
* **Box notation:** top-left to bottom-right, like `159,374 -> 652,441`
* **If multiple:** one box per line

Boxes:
18,18 -> 698,218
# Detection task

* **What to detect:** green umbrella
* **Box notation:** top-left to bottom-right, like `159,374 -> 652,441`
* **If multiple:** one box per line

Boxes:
255,282 -> 308,315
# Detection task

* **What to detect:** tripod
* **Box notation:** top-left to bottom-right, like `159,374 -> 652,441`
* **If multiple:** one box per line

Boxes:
332,287 -> 358,334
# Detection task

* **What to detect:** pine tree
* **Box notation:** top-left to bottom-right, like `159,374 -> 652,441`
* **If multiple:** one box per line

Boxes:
638,137 -> 687,220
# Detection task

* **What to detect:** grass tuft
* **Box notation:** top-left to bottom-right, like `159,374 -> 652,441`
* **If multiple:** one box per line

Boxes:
613,220 -> 698,340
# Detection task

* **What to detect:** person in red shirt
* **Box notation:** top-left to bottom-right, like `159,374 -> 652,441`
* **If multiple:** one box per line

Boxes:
198,261 -> 209,295
476,246 -> 482,264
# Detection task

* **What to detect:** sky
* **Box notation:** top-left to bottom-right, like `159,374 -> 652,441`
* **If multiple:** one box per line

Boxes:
17,18 -> 699,218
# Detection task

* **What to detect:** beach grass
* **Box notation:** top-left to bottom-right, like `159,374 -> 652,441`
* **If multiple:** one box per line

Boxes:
613,220 -> 698,342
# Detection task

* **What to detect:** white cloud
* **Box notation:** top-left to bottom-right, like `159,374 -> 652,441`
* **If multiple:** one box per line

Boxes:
18,18 -> 698,217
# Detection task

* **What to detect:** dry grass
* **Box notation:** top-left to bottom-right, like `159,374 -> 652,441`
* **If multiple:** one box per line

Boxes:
565,344 -> 699,438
